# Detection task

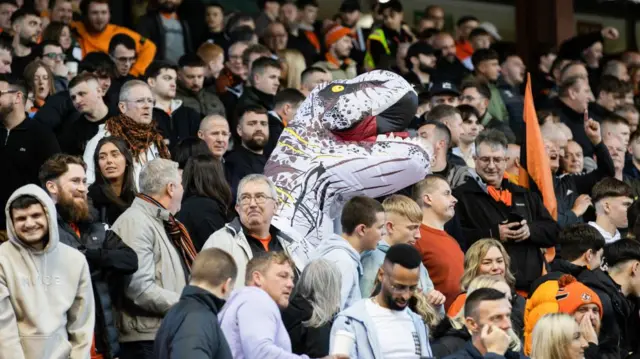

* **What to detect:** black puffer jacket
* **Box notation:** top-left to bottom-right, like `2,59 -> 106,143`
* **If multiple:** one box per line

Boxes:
57,210 -> 138,359
281,293 -> 333,357
431,318 -> 471,358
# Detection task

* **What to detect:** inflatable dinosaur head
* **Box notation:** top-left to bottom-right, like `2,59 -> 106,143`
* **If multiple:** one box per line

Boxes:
265,70 -> 432,251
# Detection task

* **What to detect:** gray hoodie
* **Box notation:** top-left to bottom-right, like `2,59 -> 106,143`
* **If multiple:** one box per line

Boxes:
310,234 -> 362,310
0,184 -> 95,359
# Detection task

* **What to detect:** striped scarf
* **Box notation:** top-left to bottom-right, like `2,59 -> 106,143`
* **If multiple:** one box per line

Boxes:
137,193 -> 197,271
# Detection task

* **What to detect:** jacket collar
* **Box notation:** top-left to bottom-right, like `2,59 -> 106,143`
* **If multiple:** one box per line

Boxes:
243,86 -> 275,110
132,196 -> 171,222
181,285 -> 226,314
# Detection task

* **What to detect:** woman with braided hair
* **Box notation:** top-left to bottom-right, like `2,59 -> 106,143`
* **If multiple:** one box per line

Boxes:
83,80 -> 171,188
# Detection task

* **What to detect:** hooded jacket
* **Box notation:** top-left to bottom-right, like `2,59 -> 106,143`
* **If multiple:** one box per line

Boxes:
360,240 -> 436,301
0,184 -> 95,359
431,318 -> 471,358
311,234 -> 363,310
329,299 -> 432,359
175,83 -> 225,118
281,292 -> 333,357
219,286 -> 310,359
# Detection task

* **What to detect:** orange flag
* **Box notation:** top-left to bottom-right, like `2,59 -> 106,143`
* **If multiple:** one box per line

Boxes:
519,73 -> 557,263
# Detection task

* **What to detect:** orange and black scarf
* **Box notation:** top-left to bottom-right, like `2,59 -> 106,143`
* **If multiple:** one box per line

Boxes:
487,174 -> 513,206
106,114 -> 170,159
137,193 -> 197,271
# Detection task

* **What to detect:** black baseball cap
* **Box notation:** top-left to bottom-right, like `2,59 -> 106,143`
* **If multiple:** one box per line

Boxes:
428,81 -> 461,97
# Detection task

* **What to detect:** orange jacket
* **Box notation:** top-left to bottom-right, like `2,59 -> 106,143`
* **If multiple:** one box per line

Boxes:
71,22 -> 156,77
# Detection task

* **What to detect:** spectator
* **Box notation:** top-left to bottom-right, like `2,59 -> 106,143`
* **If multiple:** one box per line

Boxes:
444,288 -> 523,359
72,0 -> 156,77
471,48 -> 509,123
364,0 -> 411,70
601,115 -> 631,147
205,3 -> 225,45
498,53 -> 526,141
415,120 -> 470,188
330,244 -> 434,357
0,185 -> 95,358
170,136 -> 211,170
83,80 -> 170,187
300,66 -> 331,96
40,153 -> 138,359
455,15 -> 478,63
237,56 -> 282,155
588,178 -> 633,245
35,40 -> 70,92
225,105 -> 270,194
295,0 -> 321,57
197,42 -> 225,90
403,41 -> 436,92
203,174 -> 307,288
561,140 -> 585,175
426,104 -> 467,167
145,60 -> 202,149
360,195 -> 441,306
277,48 -> 306,89
555,76 -> 596,157
263,21 -> 289,54
0,36 -> 11,74
216,41 -> 249,95
176,53 -> 225,117
602,59 -> 630,82
454,129 -> 559,293
424,5 -> 444,30
460,27 -> 492,70
413,175 -> 465,310
0,74 -> 60,241
428,82 -> 459,110
0,0 -> 17,31
433,32 -> 470,85
273,88 -> 304,127
136,0 -> 194,63
615,103 -> 639,133
282,259 -> 342,357
454,104 -> 481,168
625,129 -> 640,180
197,114 -> 230,160
176,154 -> 232,251
255,0 -> 281,37
531,45 -> 557,105
111,158 -> 196,359
312,195 -> 385,310
49,0 -> 74,24
460,79 -> 516,143
313,24 -> 357,80
58,72 -> 114,156
88,136 -> 137,225
605,135 -> 627,181
154,247 -> 237,359
24,59 -> 56,117
10,7 -> 42,76
338,0 -> 368,69
108,33 -> 138,95
590,75 -> 622,123
530,313 -> 589,359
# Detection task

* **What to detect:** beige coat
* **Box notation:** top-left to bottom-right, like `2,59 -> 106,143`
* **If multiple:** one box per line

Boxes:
0,184 -> 95,359
111,197 -> 187,342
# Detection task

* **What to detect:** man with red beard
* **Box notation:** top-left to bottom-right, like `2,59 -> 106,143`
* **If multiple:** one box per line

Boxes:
224,104 -> 270,198
39,153 -> 138,359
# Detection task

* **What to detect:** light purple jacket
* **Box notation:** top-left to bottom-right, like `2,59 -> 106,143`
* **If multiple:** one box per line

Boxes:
218,286 -> 311,359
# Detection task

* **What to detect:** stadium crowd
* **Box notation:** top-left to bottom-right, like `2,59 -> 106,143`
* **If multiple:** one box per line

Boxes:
2,0 -> 640,358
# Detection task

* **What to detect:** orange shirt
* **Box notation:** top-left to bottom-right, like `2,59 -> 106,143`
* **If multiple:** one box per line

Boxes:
257,234 -> 272,251
456,40 -> 474,61
415,224 -> 465,311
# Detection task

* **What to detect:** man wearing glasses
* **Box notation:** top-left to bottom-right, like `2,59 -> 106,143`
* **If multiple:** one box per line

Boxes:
0,74 -> 60,242
453,129 -> 559,295
37,40 -> 70,92
203,174 -> 308,289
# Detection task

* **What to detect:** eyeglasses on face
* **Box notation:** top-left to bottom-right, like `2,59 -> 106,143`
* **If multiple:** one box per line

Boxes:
238,193 -> 274,205
476,156 -> 507,165
127,97 -> 155,106
43,52 -> 66,61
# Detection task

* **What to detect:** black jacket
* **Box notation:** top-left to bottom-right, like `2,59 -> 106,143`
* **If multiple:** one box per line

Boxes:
176,194 -> 230,252
431,318 -> 471,358
87,184 -> 135,226
453,177 -> 560,291
224,145 -> 268,198
154,285 -> 232,359
588,102 -> 616,124
281,293 -> 332,357
34,90 -> 119,133
433,57 -> 471,87
554,98 -> 596,157
443,341 -> 527,359
0,117 -> 60,230
57,211 -> 138,359
57,108 -> 117,156
580,269 -> 633,359
236,86 -> 282,157
554,142 -> 614,228
153,105 -> 202,150
136,11 -> 194,61
497,78 -> 525,144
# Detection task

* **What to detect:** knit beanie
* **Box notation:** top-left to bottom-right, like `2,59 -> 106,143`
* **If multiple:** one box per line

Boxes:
324,24 -> 352,48
556,274 -> 603,318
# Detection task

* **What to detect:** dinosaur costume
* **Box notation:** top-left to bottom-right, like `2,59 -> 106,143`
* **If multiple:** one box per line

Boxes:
265,70 -> 432,255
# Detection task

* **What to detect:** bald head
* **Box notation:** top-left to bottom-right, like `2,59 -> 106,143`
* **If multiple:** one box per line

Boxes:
198,114 -> 230,159
433,32 -> 456,62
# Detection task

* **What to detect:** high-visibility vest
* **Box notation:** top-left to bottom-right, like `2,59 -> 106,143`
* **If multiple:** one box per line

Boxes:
364,28 -> 390,70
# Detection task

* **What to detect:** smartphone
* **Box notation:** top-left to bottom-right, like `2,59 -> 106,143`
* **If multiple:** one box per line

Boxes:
507,212 -> 524,229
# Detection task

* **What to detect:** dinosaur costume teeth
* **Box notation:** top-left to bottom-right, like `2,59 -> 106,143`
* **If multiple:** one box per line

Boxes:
265,70 -> 433,257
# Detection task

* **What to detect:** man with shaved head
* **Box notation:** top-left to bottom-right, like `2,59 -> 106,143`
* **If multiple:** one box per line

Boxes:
198,114 -> 230,160
432,31 -> 470,85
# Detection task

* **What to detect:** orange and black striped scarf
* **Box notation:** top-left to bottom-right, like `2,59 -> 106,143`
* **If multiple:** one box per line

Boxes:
137,193 -> 197,271
106,114 -> 170,159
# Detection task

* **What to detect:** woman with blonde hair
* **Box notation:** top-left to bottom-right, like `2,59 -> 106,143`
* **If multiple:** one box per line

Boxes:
431,275 -> 523,357
531,313 -> 588,359
277,49 -> 306,89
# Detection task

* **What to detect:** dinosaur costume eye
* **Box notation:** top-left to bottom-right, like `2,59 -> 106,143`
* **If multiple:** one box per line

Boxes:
331,85 -> 344,93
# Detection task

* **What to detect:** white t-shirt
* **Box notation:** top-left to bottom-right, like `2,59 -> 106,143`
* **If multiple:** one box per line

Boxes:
365,299 -> 421,359
588,221 -> 621,245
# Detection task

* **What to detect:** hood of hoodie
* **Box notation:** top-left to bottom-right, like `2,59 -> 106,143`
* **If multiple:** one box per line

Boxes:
5,184 -> 59,254
281,292 -> 313,327
313,234 -> 362,274
154,99 -> 183,113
